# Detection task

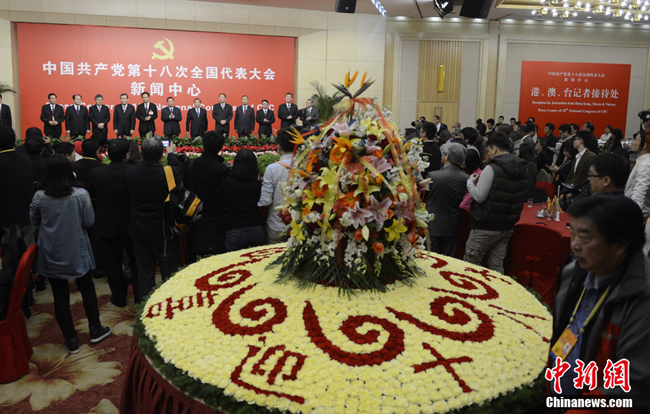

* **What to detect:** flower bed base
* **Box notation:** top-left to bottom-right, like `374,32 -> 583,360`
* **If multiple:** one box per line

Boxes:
138,246 -> 551,413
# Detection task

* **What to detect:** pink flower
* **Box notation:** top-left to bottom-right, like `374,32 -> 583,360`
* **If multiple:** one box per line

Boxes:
365,139 -> 381,154
331,122 -> 354,137
396,201 -> 413,221
346,201 -> 373,229
371,156 -> 392,174
367,195 -> 392,225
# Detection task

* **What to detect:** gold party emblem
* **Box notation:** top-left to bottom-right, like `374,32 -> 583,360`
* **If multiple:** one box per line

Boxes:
152,38 -> 175,60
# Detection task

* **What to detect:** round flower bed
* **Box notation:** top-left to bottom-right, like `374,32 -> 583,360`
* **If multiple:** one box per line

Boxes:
137,246 -> 551,413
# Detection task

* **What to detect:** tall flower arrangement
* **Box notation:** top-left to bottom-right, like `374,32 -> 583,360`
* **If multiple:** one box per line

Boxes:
273,72 -> 432,294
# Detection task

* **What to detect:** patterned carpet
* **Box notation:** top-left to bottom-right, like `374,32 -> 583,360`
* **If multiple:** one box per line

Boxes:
0,276 -> 138,414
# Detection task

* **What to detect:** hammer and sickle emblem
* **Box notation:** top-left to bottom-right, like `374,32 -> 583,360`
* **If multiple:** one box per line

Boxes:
152,38 -> 174,60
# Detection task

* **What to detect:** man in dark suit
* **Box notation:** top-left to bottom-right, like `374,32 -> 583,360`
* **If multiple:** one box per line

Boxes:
161,97 -> 182,139
113,93 -> 136,138
136,91 -> 157,138
0,94 -> 12,128
0,126 -> 34,235
542,122 -> 557,149
40,93 -> 65,138
21,135 -> 47,185
256,99 -> 275,138
183,131 -> 230,259
186,98 -> 208,138
432,115 -> 448,135
212,93 -> 233,139
88,94 -> 111,141
567,130 -> 597,191
126,137 -> 181,301
425,142 -> 469,256
278,92 -> 298,129
71,138 -> 107,278
65,94 -> 90,138
92,139 -> 139,306
234,95 -> 255,138
298,98 -> 319,130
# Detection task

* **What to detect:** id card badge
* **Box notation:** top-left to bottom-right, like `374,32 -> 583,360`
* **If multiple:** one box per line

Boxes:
551,328 -> 578,360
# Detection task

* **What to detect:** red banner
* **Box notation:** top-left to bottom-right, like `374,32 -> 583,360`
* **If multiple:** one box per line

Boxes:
518,61 -> 631,136
16,23 -> 295,138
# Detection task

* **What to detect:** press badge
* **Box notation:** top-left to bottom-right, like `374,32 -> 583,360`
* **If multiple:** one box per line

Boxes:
551,328 -> 578,360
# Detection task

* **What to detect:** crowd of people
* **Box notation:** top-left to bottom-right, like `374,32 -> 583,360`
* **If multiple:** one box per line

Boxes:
1,104 -> 650,407
417,114 -> 650,407
0,123 -> 296,354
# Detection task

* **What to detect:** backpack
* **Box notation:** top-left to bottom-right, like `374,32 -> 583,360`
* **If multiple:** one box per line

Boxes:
163,165 -> 203,238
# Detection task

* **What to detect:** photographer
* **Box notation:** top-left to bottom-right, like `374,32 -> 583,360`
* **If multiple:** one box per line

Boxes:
624,111 -> 650,254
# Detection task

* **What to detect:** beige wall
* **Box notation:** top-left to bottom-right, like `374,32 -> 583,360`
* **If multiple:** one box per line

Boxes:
386,17 -> 650,135
0,1 -> 386,134
385,18 -> 492,132
4,1 -> 650,135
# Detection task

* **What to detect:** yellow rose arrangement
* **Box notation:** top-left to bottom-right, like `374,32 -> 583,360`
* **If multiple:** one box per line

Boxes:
139,246 -> 552,413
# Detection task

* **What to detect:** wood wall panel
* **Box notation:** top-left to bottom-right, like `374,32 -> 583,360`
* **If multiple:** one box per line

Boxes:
417,40 -> 462,121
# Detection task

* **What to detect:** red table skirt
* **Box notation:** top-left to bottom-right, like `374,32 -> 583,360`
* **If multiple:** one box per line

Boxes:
120,337 -> 221,414
517,205 -> 572,262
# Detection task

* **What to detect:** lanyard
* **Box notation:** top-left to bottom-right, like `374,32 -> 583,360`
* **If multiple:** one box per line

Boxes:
0,149 -> 15,153
567,285 -> 611,336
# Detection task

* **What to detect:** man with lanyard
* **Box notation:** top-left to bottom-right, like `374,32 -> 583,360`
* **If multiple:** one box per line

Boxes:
549,196 -> 650,410
258,128 -> 295,244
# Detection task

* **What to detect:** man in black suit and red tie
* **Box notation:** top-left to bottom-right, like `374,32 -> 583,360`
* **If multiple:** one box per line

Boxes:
113,93 -> 136,138
212,93 -> 233,139
161,97 -> 182,139
0,94 -> 12,128
234,95 -> 255,138
40,93 -> 65,138
186,98 -> 208,138
65,94 -> 91,138
89,94 -> 111,140
256,99 -> 275,138
278,92 -> 298,129
136,91 -> 157,138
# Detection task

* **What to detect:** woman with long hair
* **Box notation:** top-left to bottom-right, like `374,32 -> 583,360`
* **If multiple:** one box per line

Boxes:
30,154 -> 110,353
603,128 -> 623,154
127,140 -> 143,165
53,141 -> 77,163
216,149 -> 266,251
549,140 -> 578,186
459,149 -> 482,211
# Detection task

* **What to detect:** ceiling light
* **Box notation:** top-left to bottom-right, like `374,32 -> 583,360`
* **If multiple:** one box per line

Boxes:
371,0 -> 386,16
433,0 -> 454,18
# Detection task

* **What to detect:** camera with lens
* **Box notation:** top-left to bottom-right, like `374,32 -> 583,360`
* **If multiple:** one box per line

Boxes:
638,110 -> 650,122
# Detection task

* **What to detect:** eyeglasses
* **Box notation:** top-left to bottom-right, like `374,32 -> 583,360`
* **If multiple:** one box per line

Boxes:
587,173 -> 603,179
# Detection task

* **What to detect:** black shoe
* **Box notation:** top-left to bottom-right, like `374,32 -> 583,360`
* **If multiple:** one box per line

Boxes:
35,275 -> 46,291
89,325 -> 111,344
110,298 -> 127,308
64,334 -> 80,354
